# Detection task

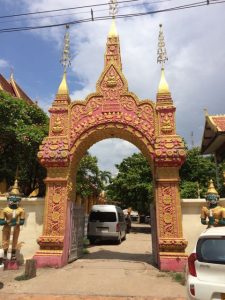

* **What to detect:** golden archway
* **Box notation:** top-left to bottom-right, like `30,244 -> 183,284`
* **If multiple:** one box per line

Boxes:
34,21 -> 188,271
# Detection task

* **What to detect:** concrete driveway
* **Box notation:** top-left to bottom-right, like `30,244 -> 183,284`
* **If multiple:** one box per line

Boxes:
0,224 -> 187,299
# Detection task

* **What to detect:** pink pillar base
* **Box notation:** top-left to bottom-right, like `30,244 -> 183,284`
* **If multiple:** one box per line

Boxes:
159,253 -> 188,272
33,251 -> 66,268
4,260 -> 19,270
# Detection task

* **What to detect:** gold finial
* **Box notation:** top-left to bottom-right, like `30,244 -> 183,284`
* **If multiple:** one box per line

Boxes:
108,18 -> 118,37
57,72 -> 69,95
157,24 -> 168,69
108,0 -> 118,37
157,24 -> 170,94
60,24 -> 71,74
10,66 -> 14,81
9,167 -> 21,196
109,0 -> 118,19
158,68 -> 170,93
204,108 -> 209,116
206,179 -> 218,195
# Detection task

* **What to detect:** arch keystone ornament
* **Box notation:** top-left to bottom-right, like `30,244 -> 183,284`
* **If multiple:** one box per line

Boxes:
34,22 -> 188,271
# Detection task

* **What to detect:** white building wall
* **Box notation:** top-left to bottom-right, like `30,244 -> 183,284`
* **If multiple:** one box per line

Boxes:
1,197 -> 224,263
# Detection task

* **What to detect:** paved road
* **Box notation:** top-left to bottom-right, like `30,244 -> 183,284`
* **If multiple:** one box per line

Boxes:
0,224 -> 187,300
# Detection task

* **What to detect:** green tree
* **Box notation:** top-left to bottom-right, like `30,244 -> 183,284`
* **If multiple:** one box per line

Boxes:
76,153 -> 111,199
99,170 -> 112,187
106,153 -> 153,213
0,91 -> 48,195
180,147 -> 225,198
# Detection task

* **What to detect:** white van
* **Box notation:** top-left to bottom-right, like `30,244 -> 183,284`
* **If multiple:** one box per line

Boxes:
87,205 -> 127,244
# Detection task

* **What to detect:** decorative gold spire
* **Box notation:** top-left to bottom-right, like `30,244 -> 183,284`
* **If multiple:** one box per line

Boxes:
104,0 -> 121,69
10,66 -> 14,81
57,72 -> 69,95
60,24 -> 71,73
158,68 -> 170,94
157,24 -> 170,94
109,0 -> 118,18
108,0 -> 118,37
57,25 -> 70,96
206,179 -> 219,195
108,18 -> 118,37
204,108 -> 209,116
9,168 -> 21,196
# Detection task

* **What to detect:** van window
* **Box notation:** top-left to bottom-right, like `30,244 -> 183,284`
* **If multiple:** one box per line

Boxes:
89,211 -> 117,222
197,237 -> 225,264
118,212 -> 125,222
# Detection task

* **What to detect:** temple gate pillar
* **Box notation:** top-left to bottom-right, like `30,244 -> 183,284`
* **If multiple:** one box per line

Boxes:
154,166 -> 187,271
34,40 -> 72,266
33,168 -> 71,267
153,26 -> 188,270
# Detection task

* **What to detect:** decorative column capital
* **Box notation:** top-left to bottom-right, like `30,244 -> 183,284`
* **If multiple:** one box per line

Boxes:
154,136 -> 186,167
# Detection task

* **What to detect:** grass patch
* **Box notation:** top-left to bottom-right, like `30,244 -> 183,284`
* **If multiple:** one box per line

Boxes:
82,237 -> 90,255
82,248 -> 90,254
157,271 -> 186,285
170,272 -> 186,285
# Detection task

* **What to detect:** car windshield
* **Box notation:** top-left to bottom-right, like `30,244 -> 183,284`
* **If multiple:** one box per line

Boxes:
89,211 -> 117,222
197,237 -> 225,264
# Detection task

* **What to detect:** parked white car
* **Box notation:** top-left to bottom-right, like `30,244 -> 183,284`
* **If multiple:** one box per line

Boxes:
186,226 -> 225,300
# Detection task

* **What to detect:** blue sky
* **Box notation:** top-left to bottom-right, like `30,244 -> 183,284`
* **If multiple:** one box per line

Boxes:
1,0 -> 225,174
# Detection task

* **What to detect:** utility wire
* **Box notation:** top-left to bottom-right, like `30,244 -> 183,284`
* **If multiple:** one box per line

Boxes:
0,0 -> 141,19
0,0 -> 224,34
0,0 -> 173,25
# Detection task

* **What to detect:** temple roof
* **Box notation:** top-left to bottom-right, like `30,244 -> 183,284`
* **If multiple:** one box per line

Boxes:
0,73 -> 33,105
201,114 -> 225,162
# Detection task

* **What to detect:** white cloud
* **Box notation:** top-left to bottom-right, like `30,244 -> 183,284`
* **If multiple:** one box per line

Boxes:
6,0 -> 225,170
0,59 -> 9,69
89,139 -> 139,175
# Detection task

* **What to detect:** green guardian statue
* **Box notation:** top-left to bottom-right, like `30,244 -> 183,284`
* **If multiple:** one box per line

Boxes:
201,179 -> 225,227
0,178 -> 25,260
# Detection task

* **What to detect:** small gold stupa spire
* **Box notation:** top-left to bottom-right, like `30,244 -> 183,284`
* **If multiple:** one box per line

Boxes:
10,168 -> 21,196
206,179 -> 219,195
57,24 -> 71,95
57,72 -> 69,95
108,0 -> 118,37
108,18 -> 118,37
157,24 -> 170,94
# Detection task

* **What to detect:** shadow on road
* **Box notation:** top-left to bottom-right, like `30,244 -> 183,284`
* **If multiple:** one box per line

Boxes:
130,225 -> 151,234
83,249 -> 154,265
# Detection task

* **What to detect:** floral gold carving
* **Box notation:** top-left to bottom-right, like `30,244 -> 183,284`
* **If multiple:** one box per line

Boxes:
158,183 -> 177,237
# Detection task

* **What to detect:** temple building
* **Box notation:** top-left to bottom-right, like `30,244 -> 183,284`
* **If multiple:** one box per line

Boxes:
0,73 -> 33,105
0,73 -> 35,194
201,112 -> 225,183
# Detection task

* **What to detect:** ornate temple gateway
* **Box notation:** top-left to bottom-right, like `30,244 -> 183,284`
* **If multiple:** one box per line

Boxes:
34,17 -> 188,271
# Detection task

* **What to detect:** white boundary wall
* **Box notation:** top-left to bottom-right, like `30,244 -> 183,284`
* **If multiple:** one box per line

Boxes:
1,197 -> 224,262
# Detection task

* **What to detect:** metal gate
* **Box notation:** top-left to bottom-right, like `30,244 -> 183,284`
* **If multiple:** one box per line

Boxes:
68,204 -> 85,263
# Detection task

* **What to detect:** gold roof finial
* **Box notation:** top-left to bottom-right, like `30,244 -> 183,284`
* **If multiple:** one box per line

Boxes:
157,24 -> 170,94
108,0 -> 118,37
204,108 -> 209,116
58,25 -> 70,95
10,66 -> 14,81
9,167 -> 21,196
60,24 -> 71,73
206,179 -> 219,195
